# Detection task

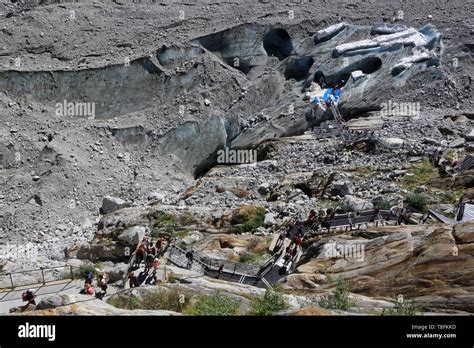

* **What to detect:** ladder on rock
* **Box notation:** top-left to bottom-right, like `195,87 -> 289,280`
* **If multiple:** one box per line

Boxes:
328,103 -> 351,142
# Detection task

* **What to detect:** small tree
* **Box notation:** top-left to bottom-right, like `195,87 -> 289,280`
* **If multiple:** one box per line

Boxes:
184,293 -> 239,316
405,193 -> 430,213
319,276 -> 356,310
250,287 -> 288,316
382,298 -> 418,316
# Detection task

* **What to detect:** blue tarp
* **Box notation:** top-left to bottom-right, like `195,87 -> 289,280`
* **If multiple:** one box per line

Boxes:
312,87 -> 341,105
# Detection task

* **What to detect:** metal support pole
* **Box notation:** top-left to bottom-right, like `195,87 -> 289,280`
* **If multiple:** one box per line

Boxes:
9,273 -> 14,289
41,268 -> 45,284
70,266 -> 74,280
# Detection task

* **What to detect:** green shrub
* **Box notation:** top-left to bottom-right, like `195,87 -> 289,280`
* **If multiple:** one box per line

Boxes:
184,293 -> 240,316
167,274 -> 178,283
66,263 -> 97,280
154,213 -> 176,227
382,298 -> 418,316
437,190 -> 463,205
107,288 -> 189,312
376,200 -> 392,210
319,276 -> 355,310
107,294 -> 142,310
151,228 -> 161,238
250,287 -> 288,316
405,193 -> 430,213
238,250 -> 267,264
232,206 -> 265,234
141,288 -> 189,312
324,272 -> 335,284
402,160 -> 439,189
178,212 -> 197,226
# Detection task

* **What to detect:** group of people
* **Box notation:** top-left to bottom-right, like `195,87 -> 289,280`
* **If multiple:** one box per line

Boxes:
128,237 -> 165,288
80,270 -> 108,299
276,221 -> 304,268
305,209 -> 337,231
133,237 -> 164,268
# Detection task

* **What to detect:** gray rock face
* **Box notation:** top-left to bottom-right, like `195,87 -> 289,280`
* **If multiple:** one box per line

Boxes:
264,212 -> 277,226
465,129 -> 474,142
97,261 -> 129,283
100,196 -> 132,215
450,138 -> 465,148
341,195 -> 374,212
330,180 -> 352,197
36,294 -> 66,310
147,192 -> 165,202
117,225 -> 146,246
182,231 -> 204,245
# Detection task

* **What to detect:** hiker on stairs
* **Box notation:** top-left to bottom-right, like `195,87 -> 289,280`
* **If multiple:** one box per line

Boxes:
152,257 -> 160,284
185,249 -> 194,269
144,248 -> 156,274
128,272 -> 139,288
97,272 -> 108,299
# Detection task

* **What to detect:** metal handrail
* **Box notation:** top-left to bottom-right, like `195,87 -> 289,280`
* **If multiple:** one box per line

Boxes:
0,265 -> 80,290
0,264 -> 78,277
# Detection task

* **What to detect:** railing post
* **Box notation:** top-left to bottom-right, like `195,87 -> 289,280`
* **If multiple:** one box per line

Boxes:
69,266 -> 74,280
9,273 -> 14,289
41,268 -> 45,285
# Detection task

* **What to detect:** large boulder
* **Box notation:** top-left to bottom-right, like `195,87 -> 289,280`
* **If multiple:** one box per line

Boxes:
97,261 -> 129,283
264,212 -> 277,226
295,222 -> 474,312
77,240 -> 127,262
465,129 -> 474,142
100,196 -> 131,215
117,225 -> 146,246
29,294 -> 182,316
340,195 -> 373,212
36,294 -> 66,310
329,180 -> 352,197
182,231 -> 204,245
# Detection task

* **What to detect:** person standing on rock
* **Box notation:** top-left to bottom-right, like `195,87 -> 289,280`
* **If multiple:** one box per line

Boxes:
22,289 -> 37,306
97,272 -> 108,299
185,250 -> 194,269
82,283 -> 95,296
133,240 -> 147,267
145,248 -> 155,274
276,229 -> 286,249
155,238 -> 163,255
128,272 -> 138,288
216,264 -> 224,279
305,210 -> 317,226
152,257 -> 160,283
295,234 -> 303,248
84,271 -> 94,285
